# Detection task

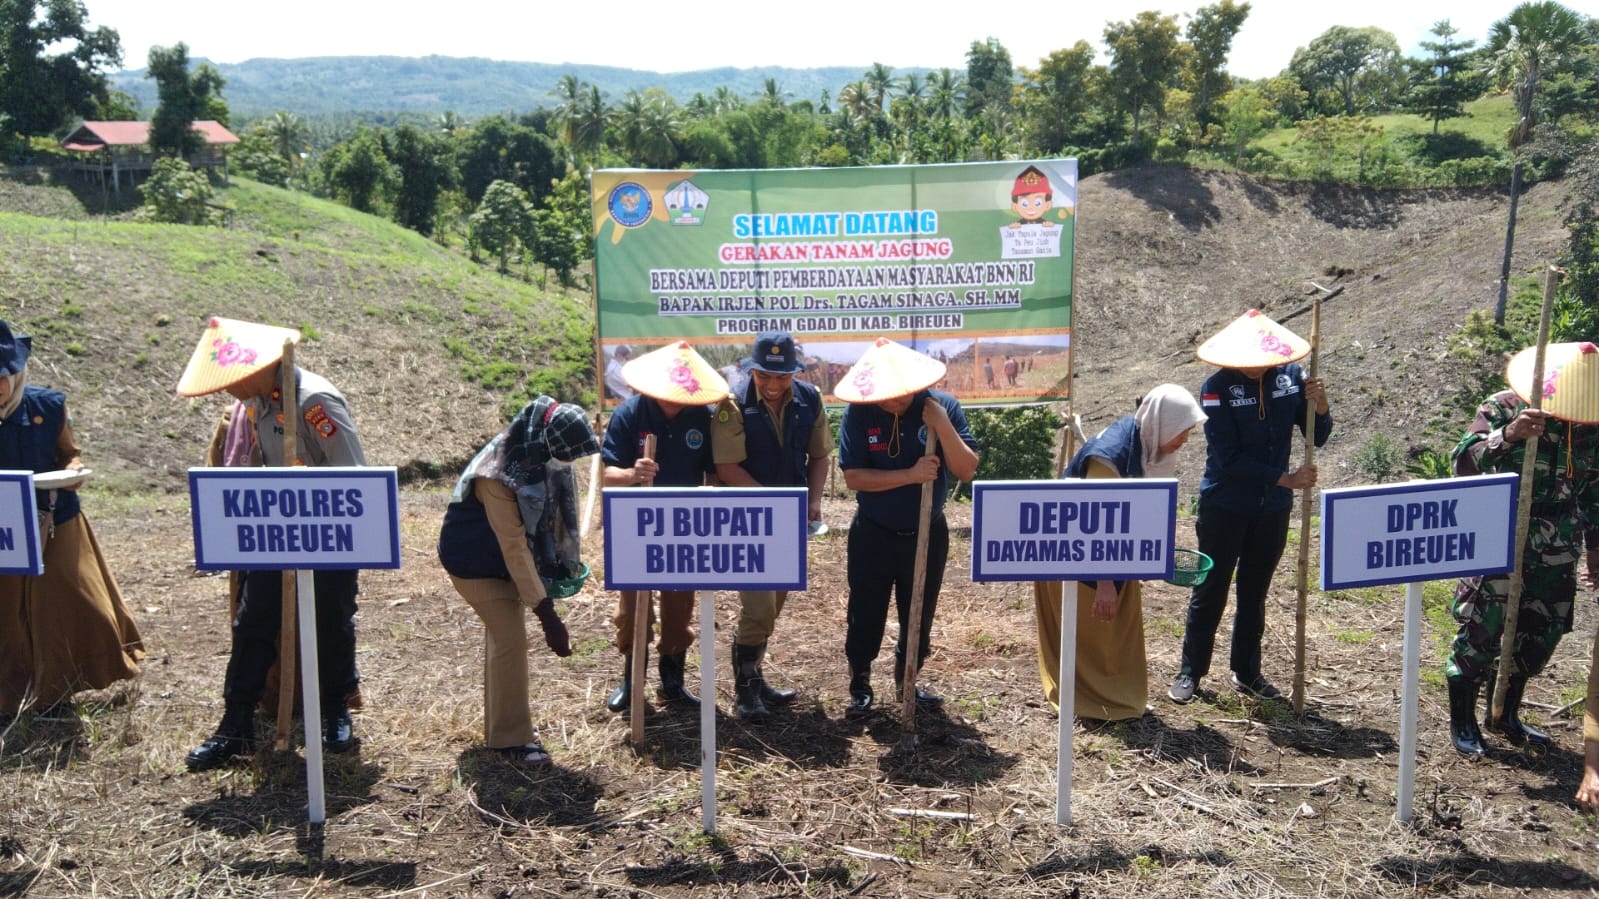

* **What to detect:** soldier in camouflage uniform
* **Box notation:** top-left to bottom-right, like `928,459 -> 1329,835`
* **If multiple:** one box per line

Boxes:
1446,386 -> 1599,757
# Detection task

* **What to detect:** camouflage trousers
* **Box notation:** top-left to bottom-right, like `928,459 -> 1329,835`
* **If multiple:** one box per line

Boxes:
1445,555 -> 1576,683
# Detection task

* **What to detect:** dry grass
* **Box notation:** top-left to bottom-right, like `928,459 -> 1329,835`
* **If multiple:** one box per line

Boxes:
4,473 -> 1599,897
3,165 -> 1597,896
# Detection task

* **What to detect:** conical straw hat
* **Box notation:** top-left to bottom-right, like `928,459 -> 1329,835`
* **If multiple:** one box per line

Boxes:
621,341 -> 729,404
1195,309 -> 1310,369
835,337 -> 948,403
1506,341 -> 1599,423
176,316 -> 301,397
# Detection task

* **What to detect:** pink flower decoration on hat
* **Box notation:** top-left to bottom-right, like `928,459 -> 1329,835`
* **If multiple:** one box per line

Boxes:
1543,367 -> 1560,399
1259,333 -> 1292,358
669,360 -> 701,395
211,336 -> 259,368
850,364 -> 877,398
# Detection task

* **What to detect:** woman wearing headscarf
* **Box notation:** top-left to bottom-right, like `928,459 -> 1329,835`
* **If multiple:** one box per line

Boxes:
0,320 -> 144,718
1031,384 -> 1207,720
438,396 -> 599,765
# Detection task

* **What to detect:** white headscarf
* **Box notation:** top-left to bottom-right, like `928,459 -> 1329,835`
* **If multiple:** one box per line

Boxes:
1134,383 -> 1206,478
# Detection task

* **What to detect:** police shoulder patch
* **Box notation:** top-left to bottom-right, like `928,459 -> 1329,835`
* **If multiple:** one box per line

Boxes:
304,403 -> 338,439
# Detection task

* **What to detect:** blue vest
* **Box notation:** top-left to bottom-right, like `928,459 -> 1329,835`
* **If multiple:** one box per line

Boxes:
737,379 -> 821,487
0,387 -> 80,526
1065,415 -> 1142,479
437,487 -> 511,580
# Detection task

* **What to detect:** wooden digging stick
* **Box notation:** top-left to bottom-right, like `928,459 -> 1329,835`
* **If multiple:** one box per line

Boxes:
1291,293 -> 1322,717
580,411 -> 604,539
898,429 -> 941,746
1491,265 -> 1560,725
274,339 -> 299,751
630,434 -> 658,748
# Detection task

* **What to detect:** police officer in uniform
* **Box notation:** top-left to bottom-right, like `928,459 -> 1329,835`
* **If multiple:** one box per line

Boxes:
178,317 -> 368,771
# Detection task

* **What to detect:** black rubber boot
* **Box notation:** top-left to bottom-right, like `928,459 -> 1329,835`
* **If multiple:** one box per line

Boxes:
1485,673 -> 1550,747
894,654 -> 943,706
845,667 -> 873,719
322,701 -> 356,753
656,652 -> 699,707
733,643 -> 769,721
185,705 -> 255,772
755,642 -> 797,707
605,655 -> 635,713
1447,675 -> 1487,758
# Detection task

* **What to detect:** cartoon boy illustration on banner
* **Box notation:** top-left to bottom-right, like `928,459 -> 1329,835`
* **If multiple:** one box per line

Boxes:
1001,165 -> 1065,260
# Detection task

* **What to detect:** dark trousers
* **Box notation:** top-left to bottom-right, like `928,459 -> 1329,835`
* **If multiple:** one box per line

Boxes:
845,513 -> 948,671
223,569 -> 360,712
1178,503 -> 1290,682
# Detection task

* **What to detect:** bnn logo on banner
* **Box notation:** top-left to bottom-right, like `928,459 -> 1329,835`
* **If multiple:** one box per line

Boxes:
590,160 -> 1077,408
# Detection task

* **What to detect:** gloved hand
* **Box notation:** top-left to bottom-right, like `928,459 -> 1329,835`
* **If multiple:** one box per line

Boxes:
532,597 -> 572,657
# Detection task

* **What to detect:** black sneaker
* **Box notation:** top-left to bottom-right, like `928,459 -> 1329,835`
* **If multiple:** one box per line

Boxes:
1232,673 -> 1282,700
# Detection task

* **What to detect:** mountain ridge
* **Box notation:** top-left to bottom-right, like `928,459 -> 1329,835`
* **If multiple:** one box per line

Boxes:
108,56 -> 898,119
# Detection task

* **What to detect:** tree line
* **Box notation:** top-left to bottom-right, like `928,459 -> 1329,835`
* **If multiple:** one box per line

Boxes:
0,1 -> 1596,290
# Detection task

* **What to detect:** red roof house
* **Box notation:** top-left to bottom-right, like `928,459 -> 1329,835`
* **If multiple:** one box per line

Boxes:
59,120 -> 240,192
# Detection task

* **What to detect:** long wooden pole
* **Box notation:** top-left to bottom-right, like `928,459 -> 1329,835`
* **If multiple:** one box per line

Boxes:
1490,265 -> 1560,724
898,429 -> 940,746
580,411 -> 604,539
630,434 -> 658,748
274,340 -> 299,751
1291,295 -> 1322,717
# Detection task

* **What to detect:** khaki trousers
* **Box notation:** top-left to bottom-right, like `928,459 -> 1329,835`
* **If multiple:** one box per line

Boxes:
612,590 -> 696,656
734,590 -> 790,646
450,576 -> 535,749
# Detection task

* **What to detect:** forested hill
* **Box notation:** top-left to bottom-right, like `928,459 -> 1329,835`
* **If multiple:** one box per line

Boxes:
109,56 -> 878,118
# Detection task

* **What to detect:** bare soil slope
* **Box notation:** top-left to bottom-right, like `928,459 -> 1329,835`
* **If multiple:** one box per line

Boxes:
1,165 -> 1593,899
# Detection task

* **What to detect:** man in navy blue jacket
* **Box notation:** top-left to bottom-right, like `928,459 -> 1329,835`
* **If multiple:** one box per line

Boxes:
1169,311 -> 1332,705
711,332 -> 833,720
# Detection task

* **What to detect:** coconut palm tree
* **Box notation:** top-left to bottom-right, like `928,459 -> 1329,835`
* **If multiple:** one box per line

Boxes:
928,68 -> 967,123
262,110 -> 311,171
865,63 -> 895,115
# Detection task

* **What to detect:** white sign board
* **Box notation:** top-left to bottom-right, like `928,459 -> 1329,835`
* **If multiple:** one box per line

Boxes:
0,471 -> 42,575
188,467 -> 402,571
603,487 -> 807,591
1320,473 -> 1518,591
969,479 -> 1178,582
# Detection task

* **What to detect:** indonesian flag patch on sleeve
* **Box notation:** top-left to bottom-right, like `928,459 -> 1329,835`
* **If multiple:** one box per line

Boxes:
304,403 -> 338,439
1201,392 -> 1221,407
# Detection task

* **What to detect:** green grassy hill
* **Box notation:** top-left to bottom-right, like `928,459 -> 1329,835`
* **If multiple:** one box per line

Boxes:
0,174 -> 596,494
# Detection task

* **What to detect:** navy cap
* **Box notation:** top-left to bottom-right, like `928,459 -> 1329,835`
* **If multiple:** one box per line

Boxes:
0,321 -> 32,376
749,331 -> 802,374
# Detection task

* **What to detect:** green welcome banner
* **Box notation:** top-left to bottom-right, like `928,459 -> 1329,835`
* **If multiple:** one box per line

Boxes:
591,159 -> 1075,407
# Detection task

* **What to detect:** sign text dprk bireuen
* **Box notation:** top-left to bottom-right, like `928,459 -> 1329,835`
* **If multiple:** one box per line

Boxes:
603,487 -> 807,591
0,471 -> 42,575
189,467 -> 402,571
1320,473 -> 1518,591
970,480 -> 1178,582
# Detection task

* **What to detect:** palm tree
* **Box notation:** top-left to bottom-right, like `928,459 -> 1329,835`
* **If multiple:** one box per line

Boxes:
1483,0 -> 1588,148
568,85 -> 610,163
436,110 -> 464,137
262,110 -> 311,171
928,68 -> 966,122
713,85 -> 742,114
760,78 -> 789,108
550,74 -> 586,149
893,72 -> 927,131
837,80 -> 875,125
865,63 -> 895,115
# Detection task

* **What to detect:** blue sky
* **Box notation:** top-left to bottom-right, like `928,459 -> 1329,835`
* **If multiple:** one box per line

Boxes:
90,0 -> 1523,79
